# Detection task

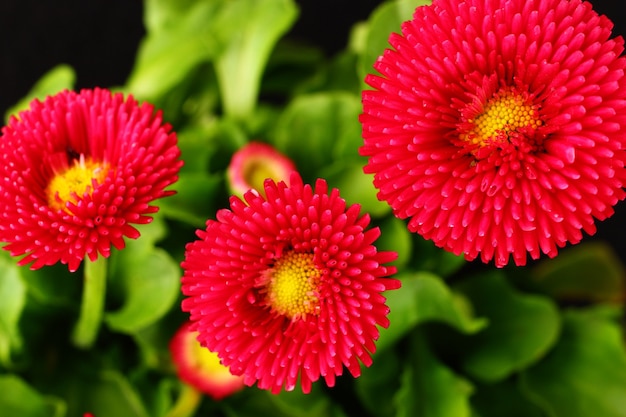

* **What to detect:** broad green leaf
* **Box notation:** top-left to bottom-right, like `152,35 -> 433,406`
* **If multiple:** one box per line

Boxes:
80,370 -> 150,417
357,0 -> 430,86
213,0 -> 299,119
18,264 -> 79,309
355,348 -> 402,417
158,173 -> 224,228
470,379 -> 544,417
270,386 -> 347,417
125,1 -> 222,100
293,50 -> 362,97
142,0 -> 206,33
5,64 -> 76,121
132,317 -> 178,370
377,272 -> 486,352
105,247 -> 180,333
395,331 -> 473,417
0,375 -> 51,417
529,241 -> 626,303
105,220 -> 180,333
411,235 -> 467,277
454,272 -> 561,382
272,92 -> 362,179
0,253 -> 26,365
223,386 -> 347,417
521,308 -> 626,417
320,161 -> 390,218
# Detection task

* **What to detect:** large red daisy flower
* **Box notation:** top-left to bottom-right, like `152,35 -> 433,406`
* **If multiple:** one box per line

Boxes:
181,173 -> 400,393
0,88 -> 182,271
360,0 -> 626,267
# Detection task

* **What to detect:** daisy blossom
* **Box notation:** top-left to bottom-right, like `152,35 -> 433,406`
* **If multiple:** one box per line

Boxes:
226,141 -> 296,198
181,173 -> 400,393
360,0 -> 626,267
170,321 -> 245,400
0,88 -> 182,271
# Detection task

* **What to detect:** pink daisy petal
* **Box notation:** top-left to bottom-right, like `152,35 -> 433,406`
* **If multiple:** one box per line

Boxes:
0,88 -> 182,271
181,172 -> 400,393
360,0 -> 626,267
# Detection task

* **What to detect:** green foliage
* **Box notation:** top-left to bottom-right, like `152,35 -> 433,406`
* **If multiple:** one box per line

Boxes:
394,332 -> 474,417
0,253 -> 26,367
0,375 -> 54,417
1,0 -> 625,416
521,308 -> 626,417
454,272 -> 561,382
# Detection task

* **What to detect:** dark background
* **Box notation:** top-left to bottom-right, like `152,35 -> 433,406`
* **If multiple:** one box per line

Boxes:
0,0 -> 624,263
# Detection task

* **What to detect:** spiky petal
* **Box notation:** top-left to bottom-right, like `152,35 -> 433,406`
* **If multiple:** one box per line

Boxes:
0,88 -> 182,271
360,0 -> 626,267
181,173 -> 400,393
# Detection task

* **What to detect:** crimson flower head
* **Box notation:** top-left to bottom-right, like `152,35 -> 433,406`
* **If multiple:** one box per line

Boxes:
227,141 -> 297,198
0,88 -> 182,271
181,173 -> 400,394
360,0 -> 626,267
170,321 -> 245,400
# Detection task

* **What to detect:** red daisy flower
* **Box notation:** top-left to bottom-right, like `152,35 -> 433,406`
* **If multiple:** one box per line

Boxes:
181,173 -> 400,394
226,141 -> 297,198
0,88 -> 182,271
360,0 -> 626,267
170,321 -> 245,400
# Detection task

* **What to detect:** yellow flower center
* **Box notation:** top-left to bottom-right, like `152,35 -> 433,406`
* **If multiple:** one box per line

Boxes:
461,89 -> 542,148
266,251 -> 321,320
189,334 -> 233,377
46,155 -> 109,212
243,159 -> 276,194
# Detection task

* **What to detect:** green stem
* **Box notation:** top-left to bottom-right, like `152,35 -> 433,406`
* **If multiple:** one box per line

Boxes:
164,384 -> 202,417
71,256 -> 108,349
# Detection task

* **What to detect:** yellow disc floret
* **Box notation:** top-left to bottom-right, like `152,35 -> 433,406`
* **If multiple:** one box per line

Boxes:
46,154 -> 109,212
461,89 -> 542,148
266,251 -> 321,320
189,333 -> 233,377
243,159 -> 276,195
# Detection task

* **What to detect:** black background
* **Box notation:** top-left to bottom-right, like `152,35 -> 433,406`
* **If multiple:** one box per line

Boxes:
0,0 -> 624,262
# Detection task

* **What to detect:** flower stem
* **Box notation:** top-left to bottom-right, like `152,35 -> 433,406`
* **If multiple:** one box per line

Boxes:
164,384 -> 202,417
72,257 -> 108,349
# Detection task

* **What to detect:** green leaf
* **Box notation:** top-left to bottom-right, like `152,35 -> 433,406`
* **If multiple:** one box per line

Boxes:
355,348 -> 402,417
0,253 -> 26,366
213,0 -> 299,118
411,235 -> 467,277
357,0 -> 430,86
454,272 -> 561,382
470,379 -> 544,417
105,247 -> 180,333
223,386 -> 346,417
5,64 -> 76,121
0,375 -> 52,417
529,241 -> 626,304
142,0 -> 206,33
81,370 -> 150,417
377,272 -> 486,352
320,161 -> 391,218
158,173 -> 224,228
521,308 -> 626,417
105,221 -> 181,333
125,1 -> 222,100
272,92 -> 362,179
395,332 -> 474,417
270,386 -> 347,417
